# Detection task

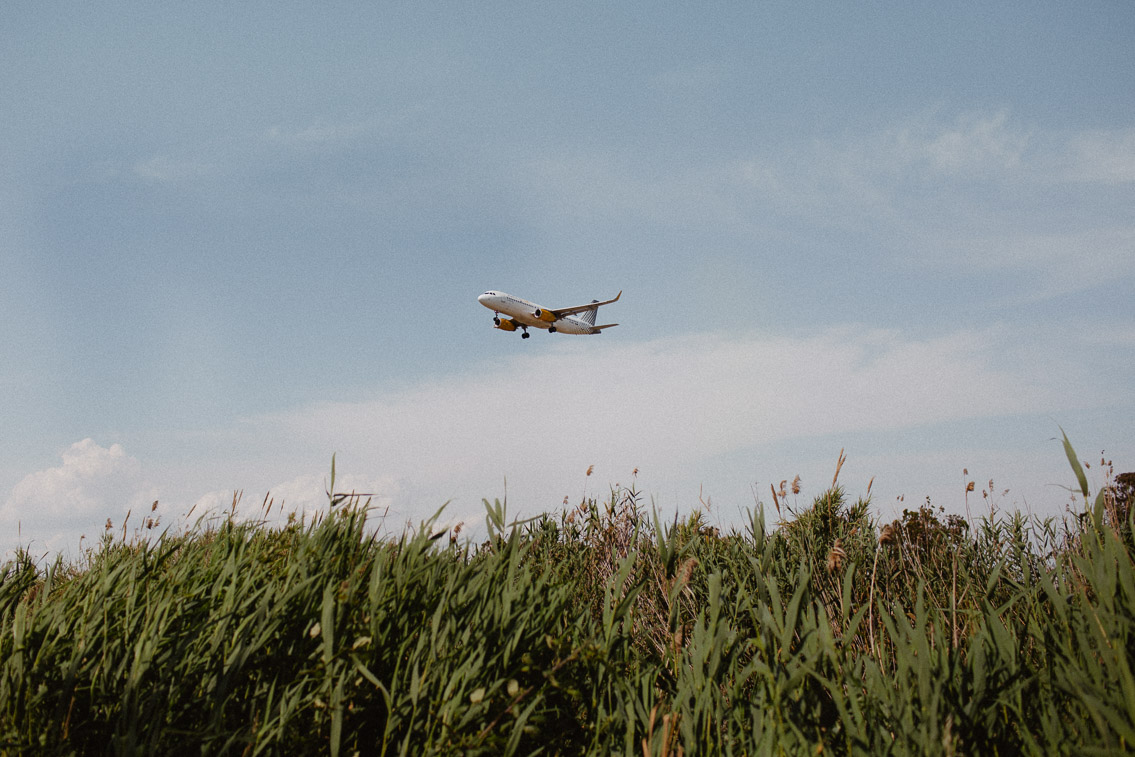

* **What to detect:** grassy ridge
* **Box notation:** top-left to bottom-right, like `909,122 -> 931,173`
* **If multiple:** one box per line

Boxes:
2,450 -> 1134,755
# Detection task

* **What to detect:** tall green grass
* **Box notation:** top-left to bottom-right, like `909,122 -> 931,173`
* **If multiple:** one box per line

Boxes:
2,441 -> 1133,755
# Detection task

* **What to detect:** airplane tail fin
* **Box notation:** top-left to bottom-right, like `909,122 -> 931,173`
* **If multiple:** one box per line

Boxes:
580,301 -> 600,326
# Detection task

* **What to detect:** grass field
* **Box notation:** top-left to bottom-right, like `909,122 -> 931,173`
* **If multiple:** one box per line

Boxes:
3,438 -> 1134,755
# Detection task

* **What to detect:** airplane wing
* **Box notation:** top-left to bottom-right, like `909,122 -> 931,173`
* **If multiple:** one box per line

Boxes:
547,290 -> 622,319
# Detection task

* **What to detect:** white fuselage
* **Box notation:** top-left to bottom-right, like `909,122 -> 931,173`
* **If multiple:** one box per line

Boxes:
477,291 -> 599,335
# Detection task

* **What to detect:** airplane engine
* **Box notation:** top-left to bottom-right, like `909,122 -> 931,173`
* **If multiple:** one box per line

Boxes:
495,318 -> 518,332
533,308 -> 557,323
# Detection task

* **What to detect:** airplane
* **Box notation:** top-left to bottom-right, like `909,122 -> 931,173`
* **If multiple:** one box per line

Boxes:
477,290 -> 621,338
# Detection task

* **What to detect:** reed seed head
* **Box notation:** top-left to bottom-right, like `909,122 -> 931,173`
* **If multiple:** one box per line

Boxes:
832,448 -> 846,488
826,539 -> 846,573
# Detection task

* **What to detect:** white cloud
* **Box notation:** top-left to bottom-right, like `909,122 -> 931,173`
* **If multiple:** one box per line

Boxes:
1,439 -> 158,556
0,440 -> 405,560
721,112 -> 1135,298
231,326 -> 1069,523
476,114 -> 1129,243
4,439 -> 142,516
263,120 -> 369,147
903,110 -> 1029,176
1062,128 -> 1135,184
731,110 -> 1031,196
731,111 -> 1135,213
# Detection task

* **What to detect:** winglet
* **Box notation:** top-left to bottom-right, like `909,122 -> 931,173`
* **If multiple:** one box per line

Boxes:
598,290 -> 621,307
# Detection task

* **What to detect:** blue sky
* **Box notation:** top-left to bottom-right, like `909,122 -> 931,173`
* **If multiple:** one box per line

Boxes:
3,2 -> 1133,557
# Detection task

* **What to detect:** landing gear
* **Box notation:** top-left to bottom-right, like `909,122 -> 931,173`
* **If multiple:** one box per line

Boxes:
548,326 -> 557,333
521,330 -> 530,339
493,316 -> 501,325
